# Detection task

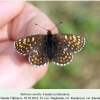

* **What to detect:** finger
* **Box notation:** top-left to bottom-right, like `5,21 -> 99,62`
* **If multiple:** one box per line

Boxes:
0,2 -> 58,88
10,2 -> 58,40
11,3 -> 58,88
0,2 -> 25,28
10,3 -> 57,88
0,2 -> 25,41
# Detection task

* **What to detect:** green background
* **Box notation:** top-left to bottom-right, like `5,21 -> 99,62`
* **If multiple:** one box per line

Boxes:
30,1 -> 100,89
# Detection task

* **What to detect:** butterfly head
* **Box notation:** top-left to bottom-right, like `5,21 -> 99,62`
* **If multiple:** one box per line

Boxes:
47,29 -> 52,35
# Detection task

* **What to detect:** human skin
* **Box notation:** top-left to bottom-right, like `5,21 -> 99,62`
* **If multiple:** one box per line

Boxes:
0,2 -> 58,88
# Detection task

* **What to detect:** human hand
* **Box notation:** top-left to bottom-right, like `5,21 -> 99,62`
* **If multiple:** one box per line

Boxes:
0,2 -> 58,88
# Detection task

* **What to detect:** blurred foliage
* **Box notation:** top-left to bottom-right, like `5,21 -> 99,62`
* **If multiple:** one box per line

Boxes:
30,1 -> 100,89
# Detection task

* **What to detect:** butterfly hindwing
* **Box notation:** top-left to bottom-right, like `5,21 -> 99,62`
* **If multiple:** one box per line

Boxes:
53,44 -> 73,66
54,34 -> 85,53
28,45 -> 48,66
14,34 -> 45,55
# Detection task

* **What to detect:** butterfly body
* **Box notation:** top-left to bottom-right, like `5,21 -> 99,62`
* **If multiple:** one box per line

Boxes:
44,30 -> 57,61
14,29 -> 85,66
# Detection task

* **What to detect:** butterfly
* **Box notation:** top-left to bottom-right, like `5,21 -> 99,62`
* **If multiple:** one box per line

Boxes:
14,22 -> 85,66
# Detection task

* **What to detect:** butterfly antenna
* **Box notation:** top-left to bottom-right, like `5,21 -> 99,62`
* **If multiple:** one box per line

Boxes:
35,23 -> 48,31
51,21 -> 63,31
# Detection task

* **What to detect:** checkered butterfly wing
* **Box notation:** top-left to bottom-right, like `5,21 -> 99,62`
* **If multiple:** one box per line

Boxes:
54,34 -> 85,53
14,35 -> 45,55
53,43 -> 73,66
14,35 -> 49,66
28,44 -> 48,66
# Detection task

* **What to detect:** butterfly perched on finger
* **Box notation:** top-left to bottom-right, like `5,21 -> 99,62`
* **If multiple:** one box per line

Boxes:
14,22 -> 85,67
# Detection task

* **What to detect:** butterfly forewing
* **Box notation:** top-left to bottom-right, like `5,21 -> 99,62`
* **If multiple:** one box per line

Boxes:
54,34 -> 85,53
14,34 -> 45,55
